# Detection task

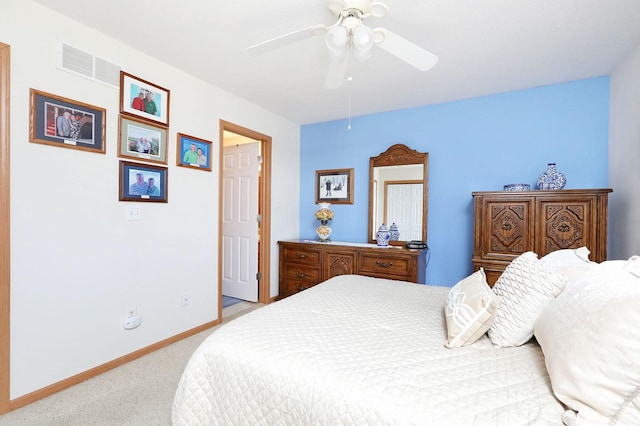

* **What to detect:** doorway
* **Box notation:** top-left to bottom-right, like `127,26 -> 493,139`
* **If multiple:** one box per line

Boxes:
218,120 -> 271,320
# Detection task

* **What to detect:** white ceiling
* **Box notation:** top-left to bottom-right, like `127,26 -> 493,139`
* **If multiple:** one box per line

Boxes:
36,0 -> 640,125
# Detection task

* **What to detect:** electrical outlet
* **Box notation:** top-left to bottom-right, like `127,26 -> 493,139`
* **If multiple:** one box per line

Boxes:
123,306 -> 141,330
123,314 -> 142,330
182,292 -> 190,307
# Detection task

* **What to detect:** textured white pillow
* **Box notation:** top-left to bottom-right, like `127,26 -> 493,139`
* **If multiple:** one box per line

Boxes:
534,263 -> 640,425
539,246 -> 596,283
444,268 -> 500,348
488,251 -> 567,347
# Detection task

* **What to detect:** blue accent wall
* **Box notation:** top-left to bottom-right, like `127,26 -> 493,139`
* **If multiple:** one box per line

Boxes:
300,77 -> 610,287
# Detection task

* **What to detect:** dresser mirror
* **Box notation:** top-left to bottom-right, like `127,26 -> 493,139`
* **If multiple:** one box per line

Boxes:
368,144 -> 429,245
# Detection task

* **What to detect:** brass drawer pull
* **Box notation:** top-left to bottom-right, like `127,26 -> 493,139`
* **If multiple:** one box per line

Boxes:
376,261 -> 393,268
502,223 -> 512,231
296,252 -> 309,258
296,284 -> 310,291
559,224 -> 570,232
295,271 -> 308,279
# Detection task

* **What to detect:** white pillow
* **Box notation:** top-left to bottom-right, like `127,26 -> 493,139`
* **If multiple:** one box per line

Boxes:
600,255 -> 640,278
534,263 -> 640,425
488,251 -> 567,347
444,268 -> 500,348
624,255 -> 640,277
540,246 -> 592,265
539,246 -> 595,283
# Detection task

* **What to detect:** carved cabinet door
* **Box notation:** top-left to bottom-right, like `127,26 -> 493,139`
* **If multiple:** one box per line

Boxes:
323,249 -> 357,280
535,196 -> 597,256
477,197 -> 535,261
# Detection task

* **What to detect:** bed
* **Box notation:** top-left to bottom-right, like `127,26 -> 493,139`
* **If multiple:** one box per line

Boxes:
172,248 -> 640,425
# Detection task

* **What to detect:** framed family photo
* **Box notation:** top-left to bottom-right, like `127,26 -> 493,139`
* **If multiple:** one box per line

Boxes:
315,168 -> 354,204
176,133 -> 213,172
119,161 -> 168,203
119,71 -> 170,126
29,88 -> 106,154
118,115 -> 168,165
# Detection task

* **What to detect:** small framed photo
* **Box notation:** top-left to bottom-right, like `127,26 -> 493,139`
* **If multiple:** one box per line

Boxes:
119,71 -> 170,126
29,88 -> 106,154
119,160 -> 168,202
176,133 -> 213,172
315,168 -> 354,204
118,115 -> 168,165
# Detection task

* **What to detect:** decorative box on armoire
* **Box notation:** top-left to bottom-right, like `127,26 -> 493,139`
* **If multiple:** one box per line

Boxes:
472,188 -> 612,286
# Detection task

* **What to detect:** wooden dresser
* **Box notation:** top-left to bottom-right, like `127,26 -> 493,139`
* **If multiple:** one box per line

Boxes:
472,188 -> 612,285
278,240 -> 428,299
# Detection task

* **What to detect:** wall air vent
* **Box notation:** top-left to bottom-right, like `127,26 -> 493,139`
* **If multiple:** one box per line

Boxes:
94,57 -> 121,87
56,41 -> 120,88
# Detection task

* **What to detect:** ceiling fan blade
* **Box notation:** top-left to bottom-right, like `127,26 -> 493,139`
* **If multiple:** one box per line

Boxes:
247,25 -> 327,56
325,55 -> 349,89
374,28 -> 438,71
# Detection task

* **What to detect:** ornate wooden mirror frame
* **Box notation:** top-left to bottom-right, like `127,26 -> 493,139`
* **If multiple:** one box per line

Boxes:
368,144 -> 429,245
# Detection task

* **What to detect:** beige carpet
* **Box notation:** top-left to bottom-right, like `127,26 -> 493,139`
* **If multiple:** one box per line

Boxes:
0,302 -> 263,426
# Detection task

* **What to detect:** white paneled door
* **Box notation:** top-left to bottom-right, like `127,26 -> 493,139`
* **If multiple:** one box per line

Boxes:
222,142 -> 259,302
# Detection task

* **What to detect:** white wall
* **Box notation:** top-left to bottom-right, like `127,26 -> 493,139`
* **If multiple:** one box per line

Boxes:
609,42 -> 640,258
1,1 -> 300,398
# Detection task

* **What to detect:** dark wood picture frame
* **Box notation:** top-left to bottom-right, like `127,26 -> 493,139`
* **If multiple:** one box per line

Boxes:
29,88 -> 106,154
315,168 -> 354,204
119,160 -> 168,202
119,71 -> 170,126
176,133 -> 213,172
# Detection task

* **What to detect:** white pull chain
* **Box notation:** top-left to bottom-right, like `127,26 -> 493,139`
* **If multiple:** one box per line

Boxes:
347,76 -> 353,130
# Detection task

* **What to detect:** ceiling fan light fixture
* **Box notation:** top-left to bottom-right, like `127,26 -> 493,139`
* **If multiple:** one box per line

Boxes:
325,25 -> 349,59
352,25 -> 374,52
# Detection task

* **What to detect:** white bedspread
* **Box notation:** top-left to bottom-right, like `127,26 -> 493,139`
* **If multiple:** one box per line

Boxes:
172,275 -> 564,425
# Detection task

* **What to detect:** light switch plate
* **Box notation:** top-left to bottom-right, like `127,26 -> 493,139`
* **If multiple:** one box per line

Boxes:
125,205 -> 142,221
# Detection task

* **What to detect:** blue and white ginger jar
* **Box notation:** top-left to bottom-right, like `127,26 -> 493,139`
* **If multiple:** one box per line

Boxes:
389,223 -> 400,241
376,223 -> 390,247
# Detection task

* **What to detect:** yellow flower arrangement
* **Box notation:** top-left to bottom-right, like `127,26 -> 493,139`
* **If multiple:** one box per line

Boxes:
315,207 -> 334,221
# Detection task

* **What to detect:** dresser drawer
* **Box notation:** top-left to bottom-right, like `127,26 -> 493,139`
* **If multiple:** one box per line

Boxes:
283,278 -> 319,294
358,253 -> 412,280
283,263 -> 321,283
281,245 -> 322,264
281,263 -> 321,296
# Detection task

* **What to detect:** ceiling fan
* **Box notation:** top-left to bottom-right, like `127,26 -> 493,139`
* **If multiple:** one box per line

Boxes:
246,0 -> 438,89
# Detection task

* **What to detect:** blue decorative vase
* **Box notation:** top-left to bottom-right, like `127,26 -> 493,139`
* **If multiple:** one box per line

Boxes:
389,223 -> 400,241
376,223 -> 390,246
536,163 -> 566,190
